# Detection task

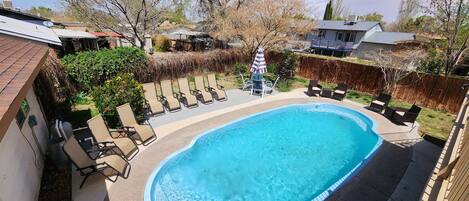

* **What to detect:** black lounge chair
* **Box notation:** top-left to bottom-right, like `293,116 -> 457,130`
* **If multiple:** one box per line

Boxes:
392,104 -> 422,125
306,80 -> 322,96
369,93 -> 392,112
333,83 -> 348,100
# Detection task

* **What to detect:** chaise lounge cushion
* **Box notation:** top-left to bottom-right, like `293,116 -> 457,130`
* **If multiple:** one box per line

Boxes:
334,90 -> 346,94
312,87 -> 321,91
372,100 -> 385,106
395,111 -> 405,117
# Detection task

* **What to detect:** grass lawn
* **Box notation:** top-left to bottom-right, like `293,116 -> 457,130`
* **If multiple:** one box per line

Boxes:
68,73 -> 456,141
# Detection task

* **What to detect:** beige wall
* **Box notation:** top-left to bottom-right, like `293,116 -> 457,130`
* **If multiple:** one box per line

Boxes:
0,88 -> 49,201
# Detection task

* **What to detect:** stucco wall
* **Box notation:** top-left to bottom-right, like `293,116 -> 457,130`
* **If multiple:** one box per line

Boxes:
0,87 -> 49,201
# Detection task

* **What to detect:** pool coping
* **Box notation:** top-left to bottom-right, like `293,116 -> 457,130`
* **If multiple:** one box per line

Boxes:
144,102 -> 384,201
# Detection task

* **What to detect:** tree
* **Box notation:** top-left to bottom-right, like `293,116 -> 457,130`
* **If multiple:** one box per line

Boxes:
426,0 -> 469,75
332,0 -> 349,20
211,0 -> 314,57
362,12 -> 385,25
396,0 -> 421,31
367,49 -> 426,94
28,6 -> 54,18
62,0 -> 166,49
323,0 -> 333,20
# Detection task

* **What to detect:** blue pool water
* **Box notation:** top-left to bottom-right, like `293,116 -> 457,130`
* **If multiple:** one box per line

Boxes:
145,103 -> 382,201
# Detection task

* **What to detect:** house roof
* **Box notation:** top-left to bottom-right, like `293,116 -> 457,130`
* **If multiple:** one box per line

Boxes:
316,20 -> 381,31
0,15 -> 62,46
0,7 -> 50,22
0,34 -> 50,141
52,29 -> 97,39
362,32 -> 416,45
90,32 -> 124,38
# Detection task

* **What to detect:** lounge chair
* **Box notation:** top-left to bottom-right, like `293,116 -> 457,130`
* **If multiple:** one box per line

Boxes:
369,93 -> 391,112
87,115 -> 139,160
193,75 -> 214,104
177,77 -> 198,108
333,83 -> 348,100
116,103 -> 157,145
159,80 -> 181,112
142,82 -> 165,116
207,73 -> 227,101
264,76 -> 280,94
63,135 -> 131,188
306,80 -> 322,96
392,104 -> 422,125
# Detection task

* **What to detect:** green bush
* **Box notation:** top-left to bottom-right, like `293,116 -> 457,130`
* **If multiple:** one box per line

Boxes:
233,63 -> 249,74
62,47 -> 147,91
91,73 -> 145,127
152,35 -> 172,52
276,80 -> 293,92
277,50 -> 298,80
267,63 -> 278,74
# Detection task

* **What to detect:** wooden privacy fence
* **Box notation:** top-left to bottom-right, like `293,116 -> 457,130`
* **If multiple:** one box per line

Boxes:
267,52 -> 469,113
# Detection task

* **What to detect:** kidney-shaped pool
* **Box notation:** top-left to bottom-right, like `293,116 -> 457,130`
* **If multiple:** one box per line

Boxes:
145,103 -> 382,201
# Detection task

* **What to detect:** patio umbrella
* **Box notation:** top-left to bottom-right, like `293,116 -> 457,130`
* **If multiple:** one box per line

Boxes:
250,47 -> 267,74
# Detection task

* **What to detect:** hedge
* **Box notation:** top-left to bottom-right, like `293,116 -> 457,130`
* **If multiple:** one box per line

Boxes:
62,47 -> 148,91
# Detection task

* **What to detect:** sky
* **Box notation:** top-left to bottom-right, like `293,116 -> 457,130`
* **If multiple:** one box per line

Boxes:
9,0 -> 403,23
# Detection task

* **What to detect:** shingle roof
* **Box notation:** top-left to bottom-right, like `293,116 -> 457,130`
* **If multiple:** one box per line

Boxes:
362,32 -> 416,45
0,15 -> 61,46
0,34 -> 49,141
316,20 -> 381,31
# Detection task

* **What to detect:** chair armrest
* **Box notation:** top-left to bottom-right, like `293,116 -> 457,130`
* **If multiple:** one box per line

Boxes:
217,84 -> 225,90
191,89 -> 201,94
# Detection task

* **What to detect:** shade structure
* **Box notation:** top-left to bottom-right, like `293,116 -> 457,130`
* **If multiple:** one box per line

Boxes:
250,47 -> 267,74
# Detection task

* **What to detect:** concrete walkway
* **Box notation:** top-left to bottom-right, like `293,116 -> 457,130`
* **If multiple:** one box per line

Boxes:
71,88 -> 437,201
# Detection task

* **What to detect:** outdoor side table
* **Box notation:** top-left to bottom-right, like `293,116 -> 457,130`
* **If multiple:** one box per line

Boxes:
321,88 -> 333,98
384,107 -> 396,120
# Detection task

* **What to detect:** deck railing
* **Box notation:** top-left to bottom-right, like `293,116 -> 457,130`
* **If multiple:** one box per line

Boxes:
421,87 -> 469,201
310,37 -> 353,51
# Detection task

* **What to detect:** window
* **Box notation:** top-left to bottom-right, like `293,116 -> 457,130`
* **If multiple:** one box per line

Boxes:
318,30 -> 325,38
344,32 -> 356,42
336,32 -> 344,41
16,100 -> 30,127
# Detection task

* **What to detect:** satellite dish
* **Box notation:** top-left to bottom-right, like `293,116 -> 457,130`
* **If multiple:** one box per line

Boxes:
43,21 -> 54,27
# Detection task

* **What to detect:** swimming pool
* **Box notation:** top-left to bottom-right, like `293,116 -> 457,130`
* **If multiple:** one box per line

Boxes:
145,103 -> 382,201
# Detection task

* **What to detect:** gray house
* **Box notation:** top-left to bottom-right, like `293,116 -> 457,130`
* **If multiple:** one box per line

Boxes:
309,20 -> 415,57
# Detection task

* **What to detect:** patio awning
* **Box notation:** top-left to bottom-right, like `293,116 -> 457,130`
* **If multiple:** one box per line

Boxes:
52,29 -> 97,39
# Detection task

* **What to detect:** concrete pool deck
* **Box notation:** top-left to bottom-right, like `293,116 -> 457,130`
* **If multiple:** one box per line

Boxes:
71,88 -> 439,201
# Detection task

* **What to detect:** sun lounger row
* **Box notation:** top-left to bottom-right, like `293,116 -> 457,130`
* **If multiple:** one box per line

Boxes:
63,103 -> 157,188
142,74 -> 227,115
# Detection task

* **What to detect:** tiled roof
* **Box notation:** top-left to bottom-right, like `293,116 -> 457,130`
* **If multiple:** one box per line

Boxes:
316,20 -> 381,31
0,34 -> 49,140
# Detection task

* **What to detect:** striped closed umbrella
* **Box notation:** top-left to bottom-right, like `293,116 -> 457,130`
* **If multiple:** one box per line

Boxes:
250,47 -> 267,74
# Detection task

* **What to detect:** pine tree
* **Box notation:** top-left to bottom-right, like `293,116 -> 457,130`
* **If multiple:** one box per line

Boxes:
323,0 -> 333,20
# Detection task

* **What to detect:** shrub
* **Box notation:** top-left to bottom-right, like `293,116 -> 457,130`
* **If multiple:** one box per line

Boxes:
267,63 -> 278,74
233,63 -> 249,74
62,47 -> 147,91
91,73 -> 145,127
276,50 -> 298,80
152,35 -> 172,52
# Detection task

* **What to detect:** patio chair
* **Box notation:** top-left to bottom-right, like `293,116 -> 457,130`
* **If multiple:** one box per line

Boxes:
87,115 -> 139,160
264,76 -> 280,94
177,77 -> 198,108
240,73 -> 252,91
142,82 -> 165,116
159,80 -> 181,112
392,104 -> 422,125
207,73 -> 227,101
116,103 -> 157,145
333,83 -> 348,101
63,135 -> 131,188
193,75 -> 214,104
306,80 -> 322,96
369,93 -> 392,113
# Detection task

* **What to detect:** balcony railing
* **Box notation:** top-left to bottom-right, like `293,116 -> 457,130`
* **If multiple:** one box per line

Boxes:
310,37 -> 353,51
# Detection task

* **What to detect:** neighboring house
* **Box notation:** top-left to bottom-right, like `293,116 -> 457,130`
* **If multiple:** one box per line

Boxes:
52,29 -> 99,54
0,15 -> 62,201
0,6 -> 51,26
309,20 -> 415,58
90,31 -> 129,49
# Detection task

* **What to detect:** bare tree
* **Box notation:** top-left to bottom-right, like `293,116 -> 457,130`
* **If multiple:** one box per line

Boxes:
62,0 -> 166,49
426,0 -> 469,76
210,0 -> 314,57
332,0 -> 350,20
367,49 -> 426,93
